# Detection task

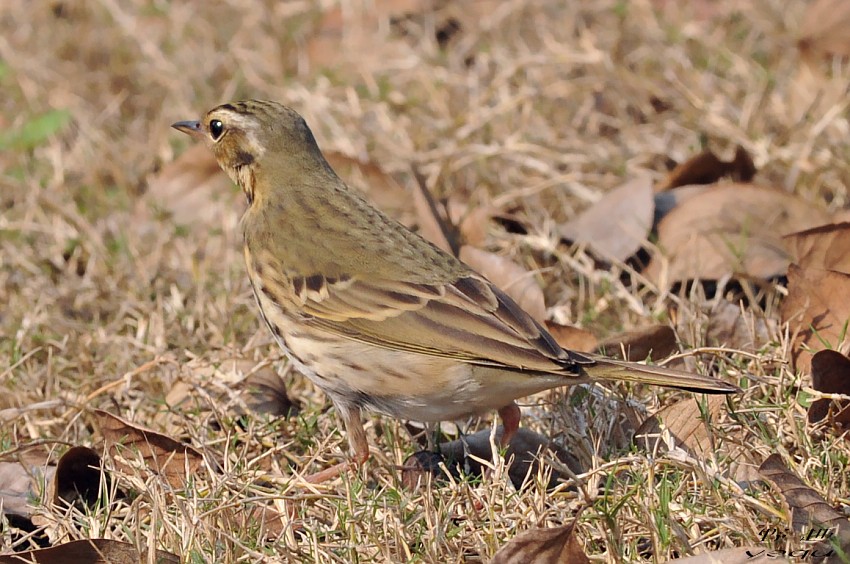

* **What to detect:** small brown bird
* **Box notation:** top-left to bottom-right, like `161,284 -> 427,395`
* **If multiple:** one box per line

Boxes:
173,100 -> 738,482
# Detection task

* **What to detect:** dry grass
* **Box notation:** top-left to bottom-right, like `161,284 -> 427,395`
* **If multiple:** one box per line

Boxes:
1,1 -> 849,562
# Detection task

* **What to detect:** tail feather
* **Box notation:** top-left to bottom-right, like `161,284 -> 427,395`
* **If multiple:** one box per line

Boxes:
580,355 -> 739,394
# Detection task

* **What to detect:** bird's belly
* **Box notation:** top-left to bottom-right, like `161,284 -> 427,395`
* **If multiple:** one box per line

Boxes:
256,296 -> 567,422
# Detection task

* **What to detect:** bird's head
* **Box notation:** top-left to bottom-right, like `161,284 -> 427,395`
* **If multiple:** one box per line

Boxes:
172,100 -> 326,204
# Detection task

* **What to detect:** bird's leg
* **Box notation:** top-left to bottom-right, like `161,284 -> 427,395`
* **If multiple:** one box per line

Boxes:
497,401 -> 521,448
303,406 -> 370,484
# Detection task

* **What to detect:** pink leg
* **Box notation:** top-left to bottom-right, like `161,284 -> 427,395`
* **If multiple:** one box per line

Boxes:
498,401 -> 521,447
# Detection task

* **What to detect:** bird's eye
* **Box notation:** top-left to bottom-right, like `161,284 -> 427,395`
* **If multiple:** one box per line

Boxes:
209,119 -> 224,140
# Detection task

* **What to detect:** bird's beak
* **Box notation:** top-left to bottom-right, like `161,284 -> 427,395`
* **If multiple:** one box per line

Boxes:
171,120 -> 205,139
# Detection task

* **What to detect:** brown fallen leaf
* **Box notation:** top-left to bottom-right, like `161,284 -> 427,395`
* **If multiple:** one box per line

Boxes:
1,446 -> 105,524
561,175 -> 654,262
304,1 -> 423,74
142,144 -> 238,227
52,446 -> 103,509
807,349 -> 850,432
0,457 -> 54,520
545,321 -> 598,353
634,396 -> 726,457
759,454 -> 850,560
490,513 -> 589,564
798,0 -> 850,60
703,299 -> 778,351
0,538 -> 180,564
656,146 -> 756,192
239,363 -> 299,418
784,223 -> 850,275
645,183 -> 831,288
780,264 -> 850,375
653,184 -> 714,224
457,204 -> 499,248
94,410 -> 203,489
460,246 -> 547,324
401,427 -> 583,492
634,394 -> 759,483
594,325 -> 677,362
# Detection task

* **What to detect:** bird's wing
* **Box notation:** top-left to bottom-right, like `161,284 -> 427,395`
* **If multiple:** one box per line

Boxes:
281,271 -> 591,373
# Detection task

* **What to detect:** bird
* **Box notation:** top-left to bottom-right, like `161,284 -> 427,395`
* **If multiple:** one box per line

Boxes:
172,100 -> 739,483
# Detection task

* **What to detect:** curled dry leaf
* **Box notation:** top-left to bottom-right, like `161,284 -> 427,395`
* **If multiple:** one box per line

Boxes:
490,513 -> 590,564
807,350 -> 850,432
1,446 -> 104,524
703,299 -> 777,351
636,397 -> 758,484
798,0 -> 850,59
0,458 -> 54,520
401,427 -> 583,491
544,321 -> 598,353
460,246 -> 547,324
560,175 -> 654,262
94,410 -> 203,490
645,184 -> 831,288
780,264 -> 850,375
142,144 -> 238,227
784,223 -> 850,275
759,454 -> 850,559
164,358 -> 298,420
52,446 -> 103,509
594,325 -> 678,362
634,396 -> 726,456
656,146 -> 756,193
239,363 -> 299,418
0,538 -> 180,564
304,0 -> 422,73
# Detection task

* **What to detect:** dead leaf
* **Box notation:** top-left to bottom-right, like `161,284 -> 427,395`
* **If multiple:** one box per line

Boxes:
460,246 -> 546,324
798,0 -> 850,60
163,358 -> 297,420
239,364 -> 299,418
305,1 -> 423,73
634,396 -> 726,456
657,146 -> 756,192
52,446 -> 103,509
0,538 -> 179,564
653,184 -> 714,224
594,325 -> 677,362
663,547 -> 790,563
456,204 -> 499,248
0,459 -> 53,520
401,427 -> 583,491
645,183 -> 831,288
703,300 -> 778,351
807,350 -> 850,431
490,514 -> 590,564
545,321 -> 598,353
142,144 -> 237,227
784,223 -> 850,275
94,410 -> 203,489
780,264 -> 850,374
759,454 -> 850,560
561,175 -> 654,262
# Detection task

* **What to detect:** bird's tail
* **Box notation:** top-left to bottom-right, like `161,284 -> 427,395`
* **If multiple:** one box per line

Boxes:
578,355 -> 739,394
